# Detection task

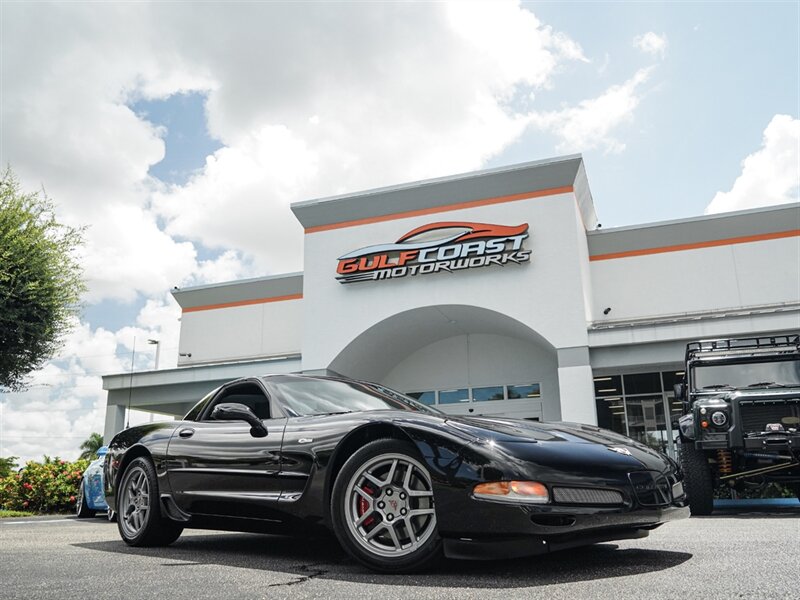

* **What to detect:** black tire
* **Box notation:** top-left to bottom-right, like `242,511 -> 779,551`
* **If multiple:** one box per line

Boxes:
331,439 -> 442,573
117,457 -> 183,546
679,441 -> 715,516
75,480 -> 96,518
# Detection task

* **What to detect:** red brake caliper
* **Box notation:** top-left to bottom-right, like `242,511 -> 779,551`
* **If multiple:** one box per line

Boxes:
358,485 -> 375,527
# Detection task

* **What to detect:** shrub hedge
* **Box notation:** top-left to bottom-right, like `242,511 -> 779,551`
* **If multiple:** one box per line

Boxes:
0,457 -> 89,513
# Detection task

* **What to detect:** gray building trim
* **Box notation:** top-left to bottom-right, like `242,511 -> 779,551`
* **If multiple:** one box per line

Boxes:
291,155 -> 595,231
171,273 -> 304,310
573,159 -> 598,229
102,356 -> 302,393
557,346 -> 591,367
588,203 -> 800,258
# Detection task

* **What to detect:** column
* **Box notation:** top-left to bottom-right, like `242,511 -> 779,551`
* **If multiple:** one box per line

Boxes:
103,402 -> 126,442
557,346 -> 597,425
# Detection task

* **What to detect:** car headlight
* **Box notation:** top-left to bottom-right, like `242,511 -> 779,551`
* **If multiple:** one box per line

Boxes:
711,411 -> 728,427
473,481 -> 549,504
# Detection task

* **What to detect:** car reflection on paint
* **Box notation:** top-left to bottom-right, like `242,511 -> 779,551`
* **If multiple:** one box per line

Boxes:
104,374 -> 688,573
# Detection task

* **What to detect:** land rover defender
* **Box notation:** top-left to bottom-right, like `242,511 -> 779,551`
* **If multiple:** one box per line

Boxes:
675,335 -> 800,515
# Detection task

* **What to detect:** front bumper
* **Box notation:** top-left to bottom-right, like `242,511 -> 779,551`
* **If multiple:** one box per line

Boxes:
743,432 -> 800,451
442,503 -> 689,560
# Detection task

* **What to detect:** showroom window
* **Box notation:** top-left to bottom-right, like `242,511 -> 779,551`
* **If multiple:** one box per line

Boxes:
472,386 -> 505,402
439,388 -> 470,404
507,384 -> 541,399
594,370 -> 684,458
405,382 -> 542,406
407,391 -> 436,406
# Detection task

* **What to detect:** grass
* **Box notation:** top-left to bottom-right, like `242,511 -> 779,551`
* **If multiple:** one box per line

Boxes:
0,509 -> 34,518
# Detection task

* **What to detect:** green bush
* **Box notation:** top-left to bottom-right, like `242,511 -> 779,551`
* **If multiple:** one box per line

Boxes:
0,456 -> 89,513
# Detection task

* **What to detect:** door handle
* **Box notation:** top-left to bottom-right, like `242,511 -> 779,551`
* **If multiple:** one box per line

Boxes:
178,428 -> 195,439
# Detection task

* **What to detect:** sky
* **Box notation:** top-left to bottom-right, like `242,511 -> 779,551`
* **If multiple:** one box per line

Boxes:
0,1 -> 798,464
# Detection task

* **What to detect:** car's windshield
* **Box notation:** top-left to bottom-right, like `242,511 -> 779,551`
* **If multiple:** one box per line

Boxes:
272,378 -> 440,416
691,358 -> 800,391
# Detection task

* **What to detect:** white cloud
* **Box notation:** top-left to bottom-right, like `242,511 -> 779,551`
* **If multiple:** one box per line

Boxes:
2,1 -> 596,302
0,296 -> 183,463
530,67 -> 654,154
634,32 -> 668,59
0,1 -> 661,463
706,114 -> 800,214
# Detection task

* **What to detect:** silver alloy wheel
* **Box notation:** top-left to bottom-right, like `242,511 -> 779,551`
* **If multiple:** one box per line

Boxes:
119,465 -> 150,538
76,481 -> 85,513
344,453 -> 436,558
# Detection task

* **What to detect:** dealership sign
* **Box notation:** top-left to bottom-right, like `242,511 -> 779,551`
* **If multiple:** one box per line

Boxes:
336,221 -> 531,284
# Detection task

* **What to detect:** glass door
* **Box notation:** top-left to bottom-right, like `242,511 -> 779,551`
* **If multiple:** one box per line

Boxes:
624,395 -> 671,454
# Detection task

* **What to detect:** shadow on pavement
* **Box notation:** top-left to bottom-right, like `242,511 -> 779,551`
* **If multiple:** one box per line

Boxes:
694,506 -> 800,520
74,532 -> 692,588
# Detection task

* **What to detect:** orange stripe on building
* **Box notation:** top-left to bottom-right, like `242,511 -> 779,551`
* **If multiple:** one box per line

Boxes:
182,293 -> 303,313
590,229 -> 800,262
304,186 -> 574,234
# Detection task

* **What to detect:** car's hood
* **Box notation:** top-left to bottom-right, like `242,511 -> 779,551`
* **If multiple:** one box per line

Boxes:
443,415 -> 629,444
442,415 -> 672,473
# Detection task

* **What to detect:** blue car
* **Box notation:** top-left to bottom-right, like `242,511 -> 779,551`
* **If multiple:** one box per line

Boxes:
76,446 -> 115,520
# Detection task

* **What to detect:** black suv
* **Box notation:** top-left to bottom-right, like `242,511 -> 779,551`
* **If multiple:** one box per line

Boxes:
675,335 -> 800,515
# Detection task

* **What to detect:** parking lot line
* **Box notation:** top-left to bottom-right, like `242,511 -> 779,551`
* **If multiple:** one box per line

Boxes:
2,519 -> 75,525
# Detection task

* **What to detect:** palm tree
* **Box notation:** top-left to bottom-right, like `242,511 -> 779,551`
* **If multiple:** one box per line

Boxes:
78,433 -> 104,461
0,456 -> 19,478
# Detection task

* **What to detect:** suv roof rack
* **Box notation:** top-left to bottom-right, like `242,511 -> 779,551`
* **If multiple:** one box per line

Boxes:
686,335 -> 800,362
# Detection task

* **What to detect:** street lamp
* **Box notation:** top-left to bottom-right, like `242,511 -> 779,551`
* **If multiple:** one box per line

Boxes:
147,338 -> 160,370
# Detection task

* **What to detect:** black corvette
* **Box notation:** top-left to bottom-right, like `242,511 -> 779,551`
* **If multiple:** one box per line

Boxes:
105,374 -> 688,572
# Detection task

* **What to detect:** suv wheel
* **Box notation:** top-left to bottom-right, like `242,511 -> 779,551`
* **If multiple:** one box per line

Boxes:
331,439 -> 442,573
117,457 -> 183,546
679,442 -> 715,515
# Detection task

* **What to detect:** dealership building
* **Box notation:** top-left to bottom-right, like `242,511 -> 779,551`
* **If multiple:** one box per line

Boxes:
102,155 -> 800,457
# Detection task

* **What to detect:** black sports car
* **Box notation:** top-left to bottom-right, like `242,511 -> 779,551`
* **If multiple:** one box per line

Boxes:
105,374 -> 688,573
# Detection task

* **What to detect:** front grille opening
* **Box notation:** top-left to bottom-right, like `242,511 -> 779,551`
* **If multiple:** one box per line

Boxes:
628,471 -> 671,506
740,400 -> 800,434
530,514 -> 576,527
552,487 -> 624,506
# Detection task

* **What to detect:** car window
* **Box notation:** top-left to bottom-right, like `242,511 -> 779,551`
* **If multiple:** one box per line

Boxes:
184,387 -> 219,421
272,377 -> 439,416
202,382 -> 272,421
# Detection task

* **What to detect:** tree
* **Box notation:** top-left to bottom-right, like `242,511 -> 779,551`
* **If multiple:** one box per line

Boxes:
0,168 -> 85,391
0,456 -> 19,478
78,432 -> 104,461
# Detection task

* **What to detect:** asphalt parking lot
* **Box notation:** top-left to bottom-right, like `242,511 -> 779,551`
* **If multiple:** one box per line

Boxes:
1,507 -> 798,600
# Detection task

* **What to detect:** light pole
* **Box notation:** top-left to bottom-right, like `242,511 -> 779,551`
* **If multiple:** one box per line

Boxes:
147,338 -> 160,370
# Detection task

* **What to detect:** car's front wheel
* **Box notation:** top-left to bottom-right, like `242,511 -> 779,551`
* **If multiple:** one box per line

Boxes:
75,480 -> 96,518
117,457 -> 183,546
679,442 -> 715,516
331,439 -> 442,573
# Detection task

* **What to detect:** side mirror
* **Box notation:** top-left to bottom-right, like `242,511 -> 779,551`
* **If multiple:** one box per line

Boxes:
673,383 -> 685,402
211,402 -> 267,438
96,445 -> 109,457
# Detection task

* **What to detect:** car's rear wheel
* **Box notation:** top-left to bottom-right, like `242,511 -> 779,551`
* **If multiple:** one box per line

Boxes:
679,442 -> 715,516
332,439 -> 442,573
117,457 -> 183,546
75,480 -> 96,518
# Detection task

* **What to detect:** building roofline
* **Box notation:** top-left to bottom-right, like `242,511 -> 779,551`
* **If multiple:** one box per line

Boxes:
172,272 -> 304,311
291,155 -> 597,232
291,154 -> 584,210
588,203 -> 800,260
590,202 -> 800,235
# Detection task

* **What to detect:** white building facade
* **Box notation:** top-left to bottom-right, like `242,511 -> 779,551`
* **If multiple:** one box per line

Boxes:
102,155 -> 800,457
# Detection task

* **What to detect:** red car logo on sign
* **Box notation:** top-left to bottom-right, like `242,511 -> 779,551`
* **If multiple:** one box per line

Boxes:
336,221 -> 531,284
